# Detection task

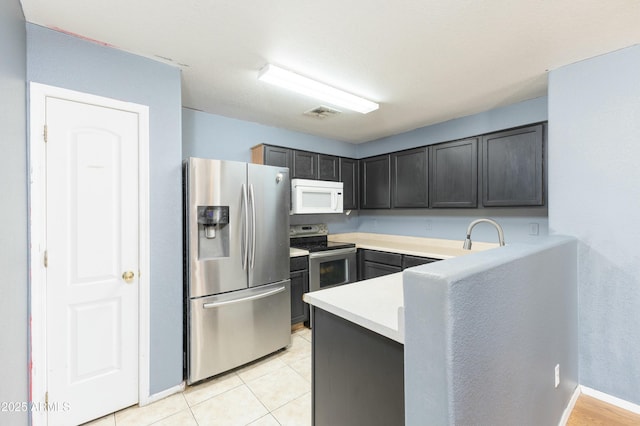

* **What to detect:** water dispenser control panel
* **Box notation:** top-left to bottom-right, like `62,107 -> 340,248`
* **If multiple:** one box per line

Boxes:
198,206 -> 229,226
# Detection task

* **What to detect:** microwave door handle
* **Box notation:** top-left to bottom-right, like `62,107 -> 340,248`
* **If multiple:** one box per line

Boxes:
331,191 -> 337,210
241,183 -> 248,270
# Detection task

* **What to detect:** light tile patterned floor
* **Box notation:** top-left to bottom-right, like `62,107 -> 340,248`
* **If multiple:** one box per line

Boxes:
85,327 -> 312,426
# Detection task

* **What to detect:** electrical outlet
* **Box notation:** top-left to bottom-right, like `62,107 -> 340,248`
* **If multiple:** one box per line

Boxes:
529,223 -> 539,236
554,364 -> 560,388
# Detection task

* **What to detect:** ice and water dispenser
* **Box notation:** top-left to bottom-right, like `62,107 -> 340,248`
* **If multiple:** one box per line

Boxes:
197,206 -> 230,259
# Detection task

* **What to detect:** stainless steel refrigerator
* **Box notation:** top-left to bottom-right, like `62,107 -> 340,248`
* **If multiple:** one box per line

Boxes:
184,157 -> 291,384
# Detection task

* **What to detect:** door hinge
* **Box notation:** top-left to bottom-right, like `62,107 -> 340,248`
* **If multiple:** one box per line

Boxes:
44,250 -> 48,268
44,124 -> 48,143
45,391 -> 49,407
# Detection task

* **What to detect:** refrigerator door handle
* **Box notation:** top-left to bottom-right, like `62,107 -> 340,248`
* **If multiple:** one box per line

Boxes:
202,285 -> 286,309
241,183 -> 249,270
249,183 -> 257,269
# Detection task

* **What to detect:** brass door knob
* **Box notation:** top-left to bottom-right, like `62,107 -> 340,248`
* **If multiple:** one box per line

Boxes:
122,271 -> 135,283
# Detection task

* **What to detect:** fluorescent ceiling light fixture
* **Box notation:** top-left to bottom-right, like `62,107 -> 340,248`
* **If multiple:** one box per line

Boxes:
258,64 -> 379,114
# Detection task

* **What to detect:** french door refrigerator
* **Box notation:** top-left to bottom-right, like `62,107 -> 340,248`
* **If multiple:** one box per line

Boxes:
184,157 -> 291,384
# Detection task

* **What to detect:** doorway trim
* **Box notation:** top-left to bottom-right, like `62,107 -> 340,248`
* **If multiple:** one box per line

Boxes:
28,82 -> 151,424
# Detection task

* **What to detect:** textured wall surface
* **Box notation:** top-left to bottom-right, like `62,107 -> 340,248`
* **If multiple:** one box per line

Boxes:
404,237 -> 578,425
356,96 -> 548,158
27,24 -> 184,395
0,1 -> 28,425
548,44 -> 640,404
183,107 -> 358,161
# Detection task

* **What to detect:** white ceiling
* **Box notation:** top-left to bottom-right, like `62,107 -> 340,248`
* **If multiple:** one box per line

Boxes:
20,0 -> 640,143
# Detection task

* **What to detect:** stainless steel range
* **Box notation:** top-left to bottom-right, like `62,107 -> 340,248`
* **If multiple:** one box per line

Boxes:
289,224 -> 357,292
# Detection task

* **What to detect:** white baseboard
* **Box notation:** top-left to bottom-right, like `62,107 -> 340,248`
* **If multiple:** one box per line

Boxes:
558,385 -> 581,426
140,381 -> 186,406
581,385 -> 640,415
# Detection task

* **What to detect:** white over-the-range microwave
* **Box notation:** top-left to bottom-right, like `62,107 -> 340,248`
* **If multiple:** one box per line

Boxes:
291,178 -> 344,214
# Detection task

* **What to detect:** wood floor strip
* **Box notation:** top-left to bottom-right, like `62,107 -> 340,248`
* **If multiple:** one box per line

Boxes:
567,394 -> 640,425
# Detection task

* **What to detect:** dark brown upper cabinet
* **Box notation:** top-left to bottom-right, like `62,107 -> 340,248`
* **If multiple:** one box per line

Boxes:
391,147 -> 429,208
481,124 -> 544,207
318,154 -> 340,181
429,138 -> 478,208
339,158 -> 359,210
292,150 -> 318,179
360,155 -> 391,209
252,144 -> 292,169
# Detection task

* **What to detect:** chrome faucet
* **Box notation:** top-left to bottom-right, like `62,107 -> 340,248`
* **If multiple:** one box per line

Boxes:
463,218 -> 505,250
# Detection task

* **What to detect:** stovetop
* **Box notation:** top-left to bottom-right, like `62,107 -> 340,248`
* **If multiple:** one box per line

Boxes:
289,224 -> 355,253
290,236 -> 356,253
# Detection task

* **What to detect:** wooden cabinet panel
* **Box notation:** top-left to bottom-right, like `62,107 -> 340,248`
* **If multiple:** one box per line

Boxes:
362,249 -> 402,267
362,261 -> 402,280
290,256 -> 309,325
360,155 -> 391,209
358,249 -> 440,280
339,158 -> 359,210
430,138 -> 478,208
290,269 -> 309,324
292,150 -> 318,179
481,124 -> 544,206
264,145 -> 292,168
392,147 -> 429,208
312,308 -> 404,426
402,255 -> 438,269
317,154 -> 340,181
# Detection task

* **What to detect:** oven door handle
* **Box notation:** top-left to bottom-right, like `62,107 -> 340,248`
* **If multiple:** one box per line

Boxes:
309,247 -> 357,259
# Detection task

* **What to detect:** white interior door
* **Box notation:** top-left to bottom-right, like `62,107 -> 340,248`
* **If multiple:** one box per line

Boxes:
45,96 -> 140,425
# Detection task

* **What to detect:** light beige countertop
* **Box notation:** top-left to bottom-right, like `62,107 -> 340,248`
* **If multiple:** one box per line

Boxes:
328,232 -> 497,259
303,272 -> 405,343
289,247 -> 309,258
304,233 -> 499,343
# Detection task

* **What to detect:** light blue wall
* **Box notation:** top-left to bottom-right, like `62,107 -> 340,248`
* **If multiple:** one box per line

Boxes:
0,1 -> 28,425
548,44 -> 640,404
183,107 -> 358,161
404,237 -> 578,425
357,96 -> 548,158
27,24 -> 184,395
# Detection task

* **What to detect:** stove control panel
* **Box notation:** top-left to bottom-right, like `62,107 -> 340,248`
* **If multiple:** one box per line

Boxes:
289,223 -> 328,237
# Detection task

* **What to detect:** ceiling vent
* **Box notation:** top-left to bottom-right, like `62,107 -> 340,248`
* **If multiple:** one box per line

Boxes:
303,105 -> 341,119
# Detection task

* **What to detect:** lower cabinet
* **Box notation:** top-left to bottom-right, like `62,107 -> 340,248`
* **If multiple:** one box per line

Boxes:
312,307 -> 404,425
360,249 -> 402,280
290,256 -> 309,324
359,249 -> 440,280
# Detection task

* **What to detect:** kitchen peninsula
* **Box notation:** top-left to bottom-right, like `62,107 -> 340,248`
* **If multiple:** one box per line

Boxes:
304,235 -> 578,426
303,233 -> 495,425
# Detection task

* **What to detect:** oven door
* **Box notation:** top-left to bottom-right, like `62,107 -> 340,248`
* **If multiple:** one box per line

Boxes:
308,248 -> 357,292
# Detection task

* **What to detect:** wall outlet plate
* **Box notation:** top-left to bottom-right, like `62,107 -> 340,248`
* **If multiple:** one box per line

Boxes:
529,223 -> 540,236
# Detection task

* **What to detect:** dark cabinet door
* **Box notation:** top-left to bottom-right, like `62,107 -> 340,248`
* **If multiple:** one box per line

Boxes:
392,147 -> 429,208
290,256 -> 309,324
290,269 -> 309,324
362,262 -> 402,280
292,150 -> 318,179
481,124 -> 544,207
359,249 -> 403,280
339,158 -> 359,210
429,138 -> 478,208
401,255 -> 438,269
264,145 -> 292,168
360,155 -> 391,209
318,154 -> 340,181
